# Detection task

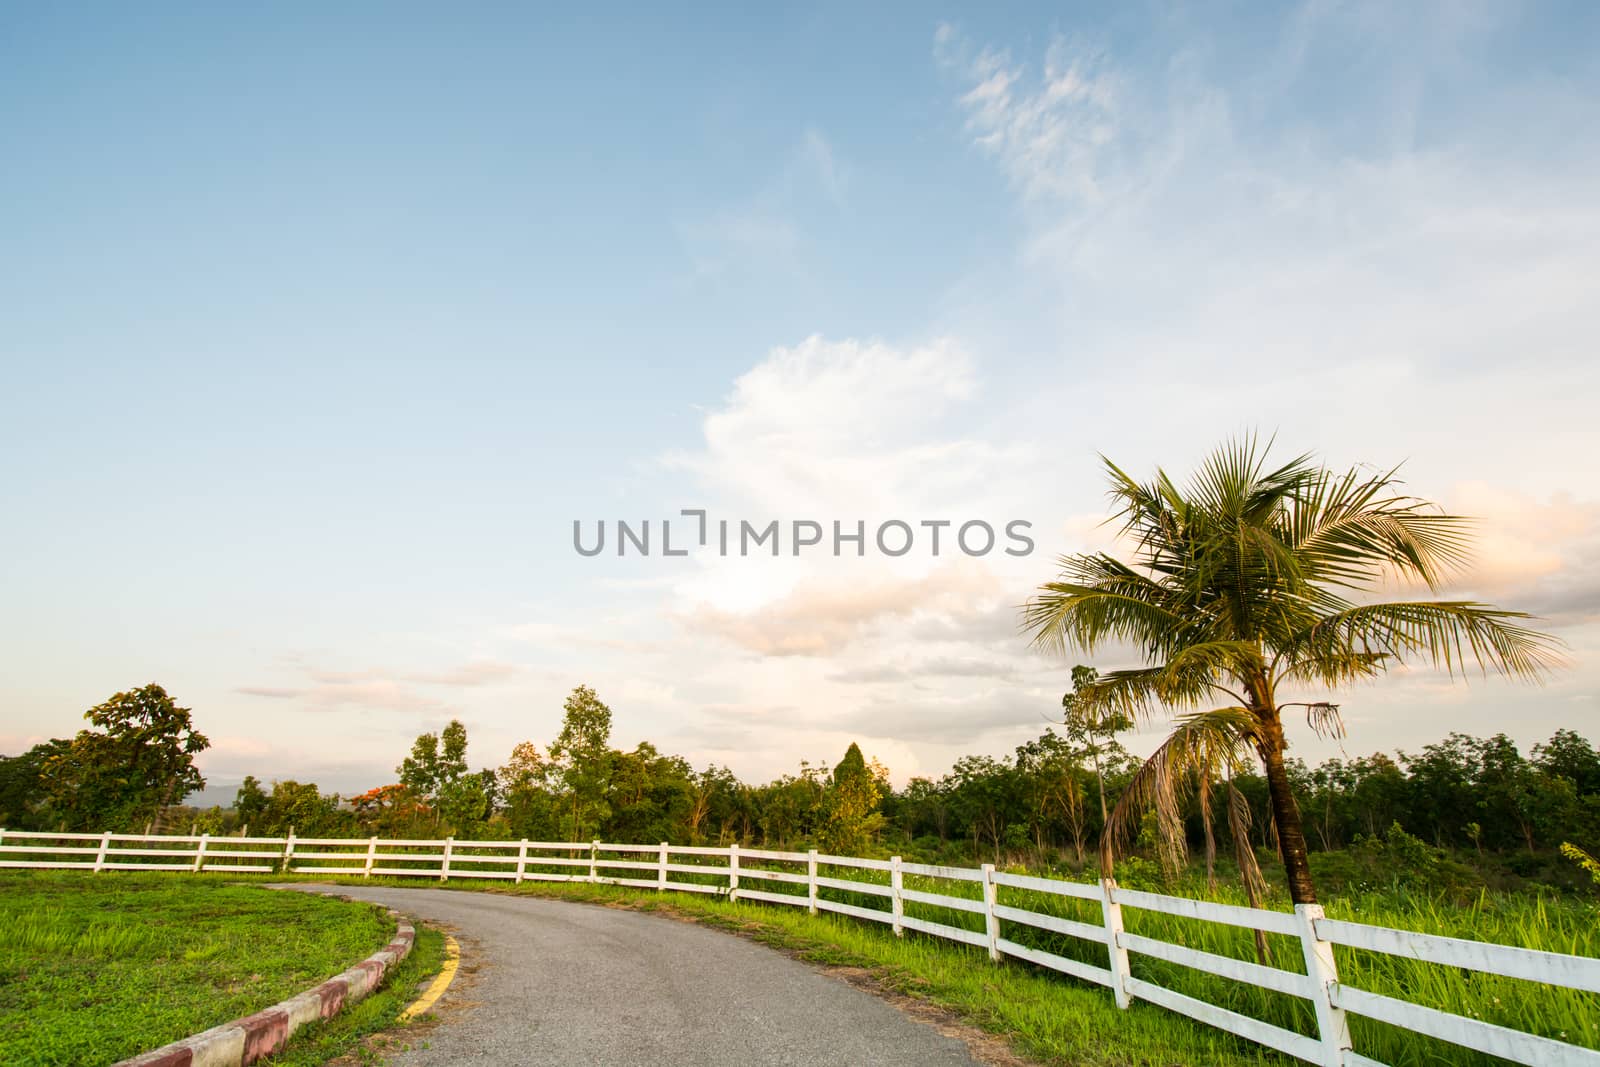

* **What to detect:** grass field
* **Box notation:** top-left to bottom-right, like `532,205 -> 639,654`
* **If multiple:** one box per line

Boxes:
0,873 -> 397,1066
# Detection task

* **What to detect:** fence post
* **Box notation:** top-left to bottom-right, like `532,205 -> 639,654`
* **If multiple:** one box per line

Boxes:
1099,877 -> 1132,1009
440,836 -> 454,882
193,833 -> 209,874
807,849 -> 819,915
728,842 -> 740,901
94,830 -> 111,873
890,856 -> 904,937
658,842 -> 668,891
590,839 -> 599,883
1296,903 -> 1352,1066
981,863 -> 1001,962
516,839 -> 529,885
364,836 -> 377,879
282,829 -> 296,874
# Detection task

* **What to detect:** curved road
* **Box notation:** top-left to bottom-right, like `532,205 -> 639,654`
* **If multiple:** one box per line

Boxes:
283,885 -> 982,1066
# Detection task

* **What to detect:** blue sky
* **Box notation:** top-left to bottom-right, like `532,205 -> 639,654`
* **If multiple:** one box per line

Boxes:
4,3 -> 1598,798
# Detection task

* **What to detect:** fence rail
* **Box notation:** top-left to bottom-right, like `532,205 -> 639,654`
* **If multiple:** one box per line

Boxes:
4,826 -> 1597,1067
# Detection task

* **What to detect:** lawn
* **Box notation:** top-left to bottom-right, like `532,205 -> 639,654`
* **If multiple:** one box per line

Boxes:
0,872 -> 396,1066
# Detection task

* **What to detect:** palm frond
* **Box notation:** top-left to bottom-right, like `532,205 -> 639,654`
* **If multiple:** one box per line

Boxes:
1287,465 -> 1475,591
1103,707 -> 1258,864
1022,554 -> 1193,657
1287,601 -> 1568,684
1279,701 -> 1347,740
1069,644 -> 1255,723
1227,780 -> 1273,964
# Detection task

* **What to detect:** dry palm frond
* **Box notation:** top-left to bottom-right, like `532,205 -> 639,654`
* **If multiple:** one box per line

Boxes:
1103,707 -> 1257,869
1228,780 -> 1273,965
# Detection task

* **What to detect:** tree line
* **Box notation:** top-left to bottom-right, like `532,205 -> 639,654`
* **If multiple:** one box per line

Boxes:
3,680 -> 1596,896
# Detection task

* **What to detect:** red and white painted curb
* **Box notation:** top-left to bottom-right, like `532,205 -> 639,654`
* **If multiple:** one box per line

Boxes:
115,908 -> 415,1067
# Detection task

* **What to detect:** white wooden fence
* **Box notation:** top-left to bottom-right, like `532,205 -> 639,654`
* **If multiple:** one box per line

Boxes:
4,827 -> 1597,1067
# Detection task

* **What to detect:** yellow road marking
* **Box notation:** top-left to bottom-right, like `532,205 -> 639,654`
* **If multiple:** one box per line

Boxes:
399,933 -> 460,1022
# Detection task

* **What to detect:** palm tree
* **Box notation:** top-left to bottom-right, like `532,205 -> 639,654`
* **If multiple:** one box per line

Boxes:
1023,438 -> 1564,904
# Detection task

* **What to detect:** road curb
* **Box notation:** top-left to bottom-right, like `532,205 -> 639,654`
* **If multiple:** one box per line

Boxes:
114,906 -> 415,1067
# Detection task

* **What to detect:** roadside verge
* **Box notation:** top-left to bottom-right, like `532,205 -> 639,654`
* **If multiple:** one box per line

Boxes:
114,907 -> 414,1067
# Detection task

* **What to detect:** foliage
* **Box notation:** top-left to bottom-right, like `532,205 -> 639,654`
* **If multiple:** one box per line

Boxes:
1022,438 -> 1563,903
0,739 -> 70,829
549,685 -> 615,841
1060,664 -> 1134,826
498,741 -> 557,839
396,718 -> 496,837
1563,843 -> 1600,887
817,743 -> 885,854
350,783 -> 433,838
40,684 -> 210,831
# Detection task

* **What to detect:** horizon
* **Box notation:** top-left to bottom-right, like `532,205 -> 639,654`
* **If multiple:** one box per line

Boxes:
4,4 -> 1598,800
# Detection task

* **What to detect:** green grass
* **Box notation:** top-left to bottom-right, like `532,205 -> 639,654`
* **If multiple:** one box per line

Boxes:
263,924 -> 446,1067
758,861 -> 1600,1067
0,872 -> 397,1066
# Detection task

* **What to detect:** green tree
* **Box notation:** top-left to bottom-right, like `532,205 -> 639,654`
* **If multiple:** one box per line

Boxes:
498,741 -> 557,839
549,686 -> 614,841
818,743 -> 885,854
438,770 -> 496,838
946,754 -> 1021,861
43,684 -> 210,831
1013,730 -> 1092,865
750,764 -> 822,846
1023,439 -> 1562,903
261,780 -> 349,836
398,721 -> 469,799
1061,665 -> 1134,833
0,739 -> 70,829
397,719 -> 482,833
233,775 -> 269,830
602,743 -> 695,843
1534,729 -> 1600,797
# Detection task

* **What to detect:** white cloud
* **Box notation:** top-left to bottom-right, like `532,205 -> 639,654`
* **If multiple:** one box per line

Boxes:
1444,483 -> 1600,626
799,127 -> 845,203
937,25 -> 1121,203
679,562 -> 1006,657
236,657 -> 521,713
665,334 -> 1038,521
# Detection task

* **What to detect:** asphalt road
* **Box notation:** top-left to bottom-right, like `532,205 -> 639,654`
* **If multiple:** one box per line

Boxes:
282,884 -> 982,1066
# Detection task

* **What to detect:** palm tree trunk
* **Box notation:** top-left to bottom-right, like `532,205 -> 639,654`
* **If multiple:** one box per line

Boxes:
1256,716 -> 1318,905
